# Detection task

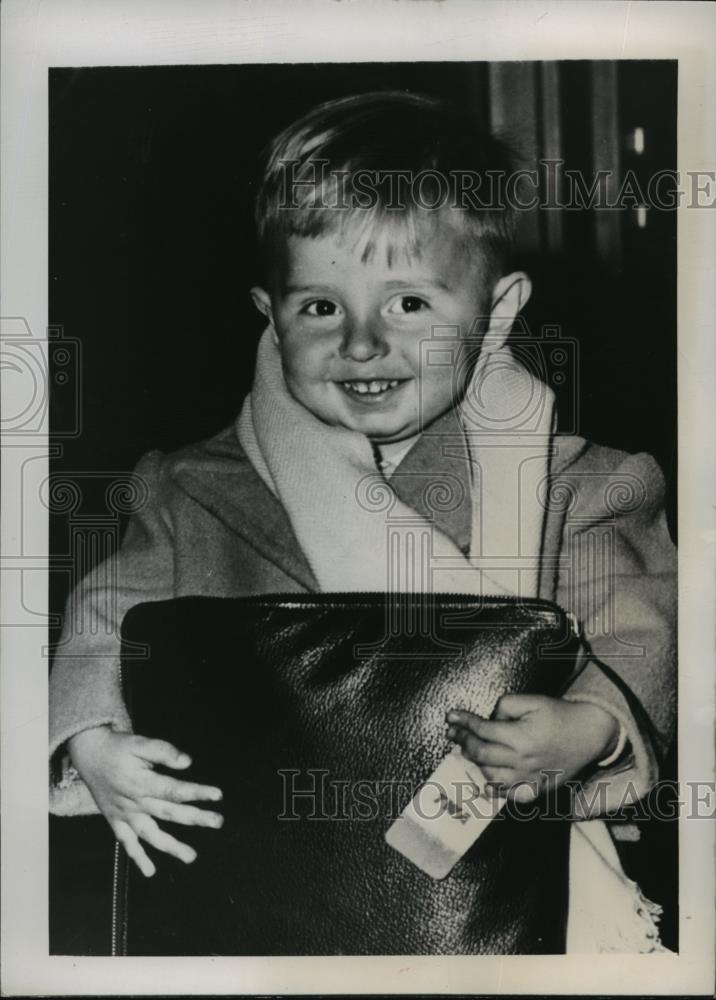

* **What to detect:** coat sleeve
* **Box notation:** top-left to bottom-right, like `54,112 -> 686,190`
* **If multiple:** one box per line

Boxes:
49,450 -> 175,816
556,450 -> 677,815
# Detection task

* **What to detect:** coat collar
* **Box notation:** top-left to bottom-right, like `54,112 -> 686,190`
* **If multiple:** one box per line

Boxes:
169,408 -> 588,592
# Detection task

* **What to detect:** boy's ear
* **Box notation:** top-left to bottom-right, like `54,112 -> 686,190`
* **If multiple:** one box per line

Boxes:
482,271 -> 532,354
250,286 -> 276,338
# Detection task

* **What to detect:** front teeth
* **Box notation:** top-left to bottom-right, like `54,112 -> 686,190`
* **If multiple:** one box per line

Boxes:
343,379 -> 399,395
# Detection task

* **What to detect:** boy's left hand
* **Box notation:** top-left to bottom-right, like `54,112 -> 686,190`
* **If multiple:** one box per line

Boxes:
446,694 -> 620,802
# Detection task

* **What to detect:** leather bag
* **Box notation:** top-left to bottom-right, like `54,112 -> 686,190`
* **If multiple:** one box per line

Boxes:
115,593 -> 580,955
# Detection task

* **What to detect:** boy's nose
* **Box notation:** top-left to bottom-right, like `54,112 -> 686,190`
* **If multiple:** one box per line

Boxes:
338,320 -> 389,362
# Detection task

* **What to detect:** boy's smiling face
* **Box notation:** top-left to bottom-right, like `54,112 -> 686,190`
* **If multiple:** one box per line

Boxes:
252,219 -> 528,444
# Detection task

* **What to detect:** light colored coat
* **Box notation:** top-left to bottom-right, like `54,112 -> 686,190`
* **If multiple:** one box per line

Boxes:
49,409 -> 677,818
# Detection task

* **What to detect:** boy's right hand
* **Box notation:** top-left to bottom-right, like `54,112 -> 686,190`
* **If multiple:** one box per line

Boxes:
68,726 -> 224,878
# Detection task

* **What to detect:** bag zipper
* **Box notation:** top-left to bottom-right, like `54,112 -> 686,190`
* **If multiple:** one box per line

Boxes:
204,591 -> 574,616
196,593 -> 581,638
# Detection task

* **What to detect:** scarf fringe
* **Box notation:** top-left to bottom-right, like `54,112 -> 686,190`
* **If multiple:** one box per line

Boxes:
595,882 -> 667,954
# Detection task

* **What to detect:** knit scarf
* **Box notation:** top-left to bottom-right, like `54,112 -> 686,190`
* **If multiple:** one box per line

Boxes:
237,327 -> 667,954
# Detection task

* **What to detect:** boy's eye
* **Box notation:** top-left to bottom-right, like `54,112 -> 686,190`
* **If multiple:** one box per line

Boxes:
303,299 -> 340,317
390,295 -> 429,315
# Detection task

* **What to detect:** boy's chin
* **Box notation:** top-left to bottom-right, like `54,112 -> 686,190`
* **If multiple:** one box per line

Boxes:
329,409 -> 418,443
362,410 -> 452,444
343,415 -> 418,443
366,428 -> 420,445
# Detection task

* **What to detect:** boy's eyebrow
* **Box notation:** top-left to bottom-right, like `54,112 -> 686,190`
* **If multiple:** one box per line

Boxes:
283,283 -> 336,295
283,277 -> 452,295
383,278 -> 452,291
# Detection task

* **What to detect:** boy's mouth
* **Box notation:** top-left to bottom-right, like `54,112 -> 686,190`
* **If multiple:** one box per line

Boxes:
339,378 -> 405,398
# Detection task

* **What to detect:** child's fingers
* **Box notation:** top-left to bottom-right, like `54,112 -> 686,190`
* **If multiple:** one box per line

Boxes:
482,769 -> 539,803
446,711 -> 519,747
140,797 -> 224,829
133,736 -> 192,770
113,819 -> 156,878
150,773 -> 223,805
493,693 -> 547,720
480,767 -> 516,799
131,814 -> 197,865
511,781 -> 540,804
446,727 -> 517,768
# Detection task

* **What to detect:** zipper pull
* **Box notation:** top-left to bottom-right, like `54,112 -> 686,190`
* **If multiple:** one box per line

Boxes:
566,611 -> 580,639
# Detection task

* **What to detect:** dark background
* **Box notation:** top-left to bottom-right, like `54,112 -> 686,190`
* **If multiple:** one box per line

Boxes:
49,61 -> 678,953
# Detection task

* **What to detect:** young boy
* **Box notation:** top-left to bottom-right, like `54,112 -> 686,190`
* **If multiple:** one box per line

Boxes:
50,92 -> 676,947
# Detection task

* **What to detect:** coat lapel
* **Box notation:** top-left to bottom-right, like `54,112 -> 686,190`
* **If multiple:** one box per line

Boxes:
170,425 -> 319,592
392,411 -> 590,599
389,408 -> 473,554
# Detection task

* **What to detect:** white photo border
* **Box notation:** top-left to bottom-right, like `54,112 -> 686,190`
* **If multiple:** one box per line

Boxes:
1,0 -> 715,995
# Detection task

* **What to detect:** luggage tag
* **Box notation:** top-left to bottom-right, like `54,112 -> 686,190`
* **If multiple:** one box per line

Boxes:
385,745 -> 507,880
